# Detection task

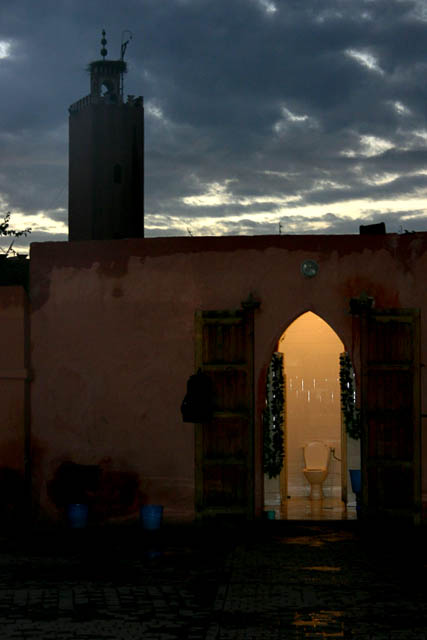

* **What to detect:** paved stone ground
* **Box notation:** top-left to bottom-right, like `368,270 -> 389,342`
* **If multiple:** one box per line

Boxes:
209,523 -> 427,639
0,525 -> 228,640
0,521 -> 425,639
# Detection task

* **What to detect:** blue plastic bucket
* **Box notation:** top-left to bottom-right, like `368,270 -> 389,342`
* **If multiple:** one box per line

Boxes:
349,469 -> 361,494
140,505 -> 163,530
67,503 -> 89,529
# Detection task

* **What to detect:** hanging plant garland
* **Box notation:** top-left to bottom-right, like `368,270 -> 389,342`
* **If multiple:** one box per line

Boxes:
339,352 -> 361,440
263,352 -> 285,478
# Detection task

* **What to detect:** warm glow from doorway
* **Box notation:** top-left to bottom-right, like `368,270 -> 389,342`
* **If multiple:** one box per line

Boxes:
279,312 -> 344,498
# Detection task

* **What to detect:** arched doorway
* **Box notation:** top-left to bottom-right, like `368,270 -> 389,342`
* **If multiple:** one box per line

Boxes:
263,311 -> 358,520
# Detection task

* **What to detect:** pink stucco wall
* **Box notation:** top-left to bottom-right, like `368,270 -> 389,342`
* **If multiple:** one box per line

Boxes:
0,286 -> 29,523
29,234 -> 427,523
0,286 -> 28,470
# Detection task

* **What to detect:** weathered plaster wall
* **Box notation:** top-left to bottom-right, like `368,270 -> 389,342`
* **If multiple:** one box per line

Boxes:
0,286 -> 29,522
29,234 -> 427,523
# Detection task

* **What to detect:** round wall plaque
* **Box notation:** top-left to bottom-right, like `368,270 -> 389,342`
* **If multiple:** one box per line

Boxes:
301,259 -> 319,278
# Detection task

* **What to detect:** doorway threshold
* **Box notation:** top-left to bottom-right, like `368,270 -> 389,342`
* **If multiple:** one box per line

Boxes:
265,497 -> 357,521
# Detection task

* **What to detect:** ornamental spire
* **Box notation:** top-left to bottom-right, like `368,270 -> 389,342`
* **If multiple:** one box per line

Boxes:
100,29 -> 107,60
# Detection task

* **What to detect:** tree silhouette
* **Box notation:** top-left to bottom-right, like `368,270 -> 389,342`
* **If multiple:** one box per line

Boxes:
0,212 -> 31,238
0,212 -> 31,256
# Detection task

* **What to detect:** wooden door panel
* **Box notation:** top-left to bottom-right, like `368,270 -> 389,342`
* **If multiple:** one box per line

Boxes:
367,370 -> 412,409
361,309 -> 420,523
367,416 -> 413,461
202,318 -> 247,364
368,466 -> 414,511
203,417 -> 249,460
195,309 -> 254,518
367,318 -> 413,363
209,369 -> 249,412
203,464 -> 248,508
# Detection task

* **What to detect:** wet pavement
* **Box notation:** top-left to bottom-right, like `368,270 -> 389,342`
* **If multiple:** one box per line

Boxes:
0,520 -> 425,639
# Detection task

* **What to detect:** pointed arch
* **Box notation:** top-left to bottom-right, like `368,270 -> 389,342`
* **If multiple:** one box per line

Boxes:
273,310 -> 346,356
278,311 -> 344,353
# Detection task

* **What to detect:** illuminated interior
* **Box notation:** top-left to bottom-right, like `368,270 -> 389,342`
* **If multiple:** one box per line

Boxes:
279,311 -> 344,500
264,311 -> 357,519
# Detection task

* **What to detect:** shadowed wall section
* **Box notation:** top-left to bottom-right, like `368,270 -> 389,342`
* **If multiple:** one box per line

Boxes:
47,460 -> 142,524
0,286 -> 29,526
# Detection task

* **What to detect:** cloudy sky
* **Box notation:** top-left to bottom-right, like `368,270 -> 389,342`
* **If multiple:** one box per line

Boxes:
1,0 -> 427,252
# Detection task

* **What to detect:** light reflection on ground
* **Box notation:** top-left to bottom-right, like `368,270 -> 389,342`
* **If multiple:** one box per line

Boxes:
293,610 -> 345,637
265,497 -> 358,521
302,566 -> 342,572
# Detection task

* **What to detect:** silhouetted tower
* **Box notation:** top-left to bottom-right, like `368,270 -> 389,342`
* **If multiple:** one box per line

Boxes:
68,30 -> 144,240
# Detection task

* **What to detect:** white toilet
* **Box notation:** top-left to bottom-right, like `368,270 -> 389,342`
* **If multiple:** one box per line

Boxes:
303,441 -> 330,500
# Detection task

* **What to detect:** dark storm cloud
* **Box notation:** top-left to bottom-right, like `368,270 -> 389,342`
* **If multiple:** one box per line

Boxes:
300,172 -> 427,206
1,0 -> 427,238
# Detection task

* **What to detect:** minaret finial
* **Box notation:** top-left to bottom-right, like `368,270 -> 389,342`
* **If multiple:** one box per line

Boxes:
100,29 -> 108,60
121,30 -> 133,60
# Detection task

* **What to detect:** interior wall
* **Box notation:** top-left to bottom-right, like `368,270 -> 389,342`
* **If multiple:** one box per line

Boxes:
278,312 -> 344,498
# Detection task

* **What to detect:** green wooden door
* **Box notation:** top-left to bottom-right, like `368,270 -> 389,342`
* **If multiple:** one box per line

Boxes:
195,309 -> 255,519
360,309 -> 421,523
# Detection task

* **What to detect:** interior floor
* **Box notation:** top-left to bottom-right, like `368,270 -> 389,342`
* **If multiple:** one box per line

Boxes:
265,497 -> 357,521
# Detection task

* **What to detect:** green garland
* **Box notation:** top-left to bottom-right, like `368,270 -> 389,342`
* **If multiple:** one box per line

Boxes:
339,353 -> 361,440
263,352 -> 285,478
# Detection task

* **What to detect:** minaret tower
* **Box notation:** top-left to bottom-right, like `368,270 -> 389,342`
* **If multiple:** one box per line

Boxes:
68,30 -> 144,241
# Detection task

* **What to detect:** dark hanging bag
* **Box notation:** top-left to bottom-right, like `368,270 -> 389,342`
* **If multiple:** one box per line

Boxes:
181,368 -> 214,423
